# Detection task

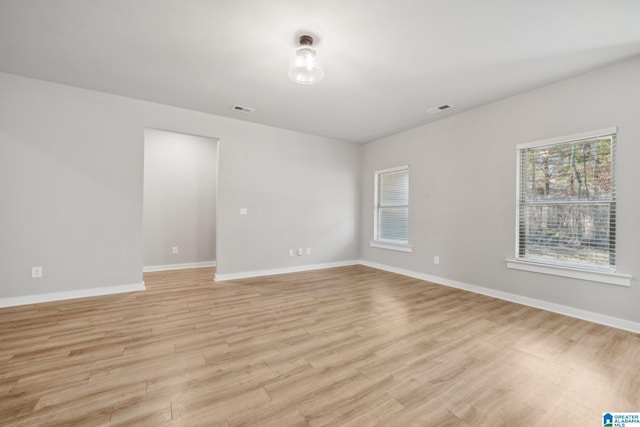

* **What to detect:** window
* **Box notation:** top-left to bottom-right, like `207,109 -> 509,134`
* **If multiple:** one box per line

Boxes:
516,128 -> 617,271
371,166 -> 411,252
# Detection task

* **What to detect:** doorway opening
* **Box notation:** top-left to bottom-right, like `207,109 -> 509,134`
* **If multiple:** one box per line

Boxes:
142,128 -> 218,273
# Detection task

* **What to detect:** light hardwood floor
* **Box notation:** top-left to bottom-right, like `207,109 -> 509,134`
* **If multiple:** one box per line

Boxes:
1,265 -> 638,426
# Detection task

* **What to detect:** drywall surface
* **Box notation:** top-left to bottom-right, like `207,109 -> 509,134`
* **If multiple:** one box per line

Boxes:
215,121 -> 361,274
143,129 -> 217,268
0,72 -> 360,300
360,55 -> 640,323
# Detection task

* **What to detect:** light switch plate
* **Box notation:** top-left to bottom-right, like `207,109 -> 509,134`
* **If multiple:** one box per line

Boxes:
32,266 -> 43,278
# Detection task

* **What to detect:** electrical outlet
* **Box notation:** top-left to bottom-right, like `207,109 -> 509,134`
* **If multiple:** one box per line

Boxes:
288,249 -> 294,257
171,246 -> 178,255
32,266 -> 43,278
297,248 -> 303,256
306,248 -> 311,255
433,256 -> 440,265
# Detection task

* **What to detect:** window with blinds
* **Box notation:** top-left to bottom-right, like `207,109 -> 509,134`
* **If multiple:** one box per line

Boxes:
374,166 -> 409,245
516,129 -> 616,271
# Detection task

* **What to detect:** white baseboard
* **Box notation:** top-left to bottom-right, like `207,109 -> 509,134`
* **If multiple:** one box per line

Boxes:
0,282 -> 146,308
143,261 -> 216,272
358,260 -> 640,335
9,259 -> 635,334
214,260 -> 359,281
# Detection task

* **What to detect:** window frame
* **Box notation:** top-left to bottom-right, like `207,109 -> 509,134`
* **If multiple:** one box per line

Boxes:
370,165 -> 412,252
506,126 -> 631,287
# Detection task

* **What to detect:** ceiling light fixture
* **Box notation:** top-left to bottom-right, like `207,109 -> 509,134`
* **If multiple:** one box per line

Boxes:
288,35 -> 324,84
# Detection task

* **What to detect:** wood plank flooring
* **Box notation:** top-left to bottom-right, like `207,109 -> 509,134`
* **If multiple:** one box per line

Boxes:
1,265 -> 639,426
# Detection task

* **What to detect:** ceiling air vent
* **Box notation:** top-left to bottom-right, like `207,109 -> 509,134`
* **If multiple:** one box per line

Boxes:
232,105 -> 254,113
427,104 -> 454,115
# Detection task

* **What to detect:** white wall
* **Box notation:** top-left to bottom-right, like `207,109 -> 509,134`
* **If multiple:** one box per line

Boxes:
143,129 -> 217,269
0,72 -> 360,302
216,127 -> 361,275
360,55 -> 640,324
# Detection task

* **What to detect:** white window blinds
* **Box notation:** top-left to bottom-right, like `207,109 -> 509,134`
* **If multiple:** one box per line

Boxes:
374,166 -> 409,245
517,129 -> 616,270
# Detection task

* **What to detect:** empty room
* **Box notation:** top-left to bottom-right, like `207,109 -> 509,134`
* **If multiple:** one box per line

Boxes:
1,1 -> 640,426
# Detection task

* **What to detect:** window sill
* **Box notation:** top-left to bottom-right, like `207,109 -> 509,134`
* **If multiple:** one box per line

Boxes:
370,241 -> 413,253
505,258 -> 631,287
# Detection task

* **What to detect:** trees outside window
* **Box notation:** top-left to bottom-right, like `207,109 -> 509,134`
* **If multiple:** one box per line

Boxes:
517,129 -> 616,270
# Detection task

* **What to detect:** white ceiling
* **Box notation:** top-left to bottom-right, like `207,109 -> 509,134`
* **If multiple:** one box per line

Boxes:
1,1 -> 639,143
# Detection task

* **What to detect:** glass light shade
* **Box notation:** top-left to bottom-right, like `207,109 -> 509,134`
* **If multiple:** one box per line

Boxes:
288,45 -> 324,84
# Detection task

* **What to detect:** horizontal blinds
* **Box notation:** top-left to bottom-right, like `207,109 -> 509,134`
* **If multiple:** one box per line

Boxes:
376,168 -> 408,244
518,133 -> 616,269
